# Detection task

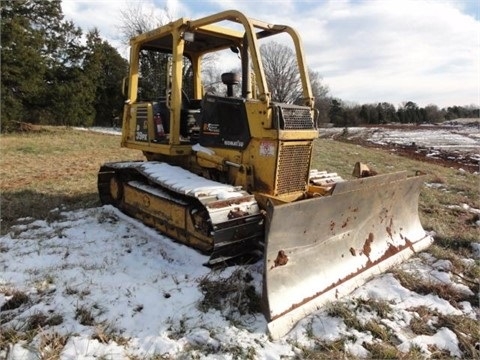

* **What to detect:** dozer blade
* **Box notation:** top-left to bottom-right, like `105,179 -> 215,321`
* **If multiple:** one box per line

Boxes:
263,171 -> 433,339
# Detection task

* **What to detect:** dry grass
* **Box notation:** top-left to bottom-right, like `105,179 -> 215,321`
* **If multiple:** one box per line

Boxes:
326,301 -> 392,341
363,342 -> 399,359
326,302 -> 363,331
92,323 -> 131,346
0,290 -> 29,312
354,298 -> 393,319
436,314 -> 480,359
292,335 -> 351,360
404,306 -> 480,359
0,328 -> 38,353
74,304 -> 96,326
428,245 -> 480,298
26,311 -> 64,330
391,268 -> 476,307
197,268 -> 261,318
39,332 -> 69,360
0,127 -> 142,234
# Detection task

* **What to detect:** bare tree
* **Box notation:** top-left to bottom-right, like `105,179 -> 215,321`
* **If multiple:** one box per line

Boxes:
309,69 -> 329,100
119,2 -> 173,42
260,41 -> 300,103
260,41 -> 329,106
309,69 -> 330,123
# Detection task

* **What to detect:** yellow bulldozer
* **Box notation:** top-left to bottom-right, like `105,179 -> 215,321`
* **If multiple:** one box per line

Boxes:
98,10 -> 433,339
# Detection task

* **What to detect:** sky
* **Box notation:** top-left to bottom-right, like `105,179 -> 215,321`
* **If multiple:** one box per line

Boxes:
61,0 -> 480,109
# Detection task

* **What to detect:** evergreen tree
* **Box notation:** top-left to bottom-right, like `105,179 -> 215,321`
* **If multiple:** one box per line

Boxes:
402,101 -> 420,124
1,0 -> 49,129
45,20 -> 95,126
1,0 -> 129,129
1,0 -> 91,127
84,29 -> 128,126
329,99 -> 345,126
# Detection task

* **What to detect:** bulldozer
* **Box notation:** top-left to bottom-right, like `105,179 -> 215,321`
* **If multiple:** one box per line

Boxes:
98,10 -> 433,339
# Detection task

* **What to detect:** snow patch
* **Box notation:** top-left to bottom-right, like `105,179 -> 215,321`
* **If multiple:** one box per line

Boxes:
1,206 -> 477,359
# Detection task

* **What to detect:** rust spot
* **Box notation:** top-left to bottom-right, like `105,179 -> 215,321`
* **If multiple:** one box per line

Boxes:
405,238 -> 414,251
386,226 -> 393,238
342,217 -> 350,228
274,250 -> 289,267
384,243 -> 399,258
388,218 -> 394,233
207,195 -> 255,209
349,247 -> 356,256
330,221 -> 335,231
363,233 -> 374,257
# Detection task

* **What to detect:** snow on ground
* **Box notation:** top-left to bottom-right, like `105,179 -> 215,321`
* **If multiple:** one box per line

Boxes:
1,205 -> 479,359
320,123 -> 480,150
367,127 -> 478,151
319,122 -> 480,168
73,127 -> 122,136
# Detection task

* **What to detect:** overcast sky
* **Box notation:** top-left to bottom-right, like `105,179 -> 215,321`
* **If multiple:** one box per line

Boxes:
62,0 -> 479,109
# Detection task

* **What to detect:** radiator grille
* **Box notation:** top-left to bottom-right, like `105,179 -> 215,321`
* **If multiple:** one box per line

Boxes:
276,143 -> 312,195
275,104 -> 314,130
136,106 -> 148,121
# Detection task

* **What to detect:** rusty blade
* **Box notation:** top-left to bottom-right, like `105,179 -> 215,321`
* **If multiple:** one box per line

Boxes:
263,172 -> 433,339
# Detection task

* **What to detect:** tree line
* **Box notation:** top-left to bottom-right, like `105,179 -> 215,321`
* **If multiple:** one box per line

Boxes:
327,99 -> 479,127
1,1 -> 478,132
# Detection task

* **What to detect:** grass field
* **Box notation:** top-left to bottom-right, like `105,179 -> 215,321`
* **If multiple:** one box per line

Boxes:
1,127 -> 479,358
0,127 -> 143,234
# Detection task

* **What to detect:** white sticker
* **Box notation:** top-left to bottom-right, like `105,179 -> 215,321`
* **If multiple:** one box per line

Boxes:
260,141 -> 276,156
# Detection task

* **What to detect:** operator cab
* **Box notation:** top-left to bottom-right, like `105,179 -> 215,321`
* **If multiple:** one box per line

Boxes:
149,70 -> 250,149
